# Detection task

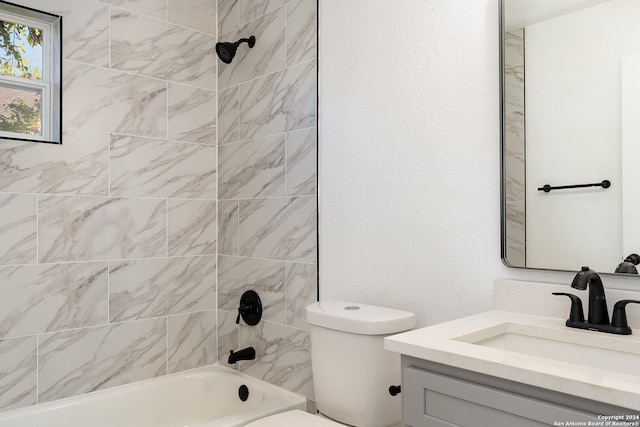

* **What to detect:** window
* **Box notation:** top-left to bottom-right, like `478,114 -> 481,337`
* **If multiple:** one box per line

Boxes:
0,1 -> 61,143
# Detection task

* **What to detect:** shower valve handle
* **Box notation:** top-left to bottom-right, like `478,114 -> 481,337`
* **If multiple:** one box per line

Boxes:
236,303 -> 253,324
235,290 -> 263,326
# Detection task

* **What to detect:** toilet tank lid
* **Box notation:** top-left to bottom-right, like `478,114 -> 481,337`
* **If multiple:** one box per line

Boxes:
306,300 -> 416,335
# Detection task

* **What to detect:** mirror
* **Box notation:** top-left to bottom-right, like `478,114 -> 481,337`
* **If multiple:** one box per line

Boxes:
501,0 -> 640,275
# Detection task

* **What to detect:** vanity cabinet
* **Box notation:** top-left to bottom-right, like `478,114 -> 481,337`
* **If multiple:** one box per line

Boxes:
401,356 -> 637,427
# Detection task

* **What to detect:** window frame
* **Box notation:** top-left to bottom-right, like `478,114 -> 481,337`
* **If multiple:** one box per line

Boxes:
0,0 -> 61,144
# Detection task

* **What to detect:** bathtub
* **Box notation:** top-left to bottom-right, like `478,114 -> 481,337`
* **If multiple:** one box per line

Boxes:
0,365 -> 306,427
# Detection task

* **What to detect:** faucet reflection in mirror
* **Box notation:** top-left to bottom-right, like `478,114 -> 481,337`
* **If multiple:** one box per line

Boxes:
553,267 -> 640,335
615,253 -> 640,274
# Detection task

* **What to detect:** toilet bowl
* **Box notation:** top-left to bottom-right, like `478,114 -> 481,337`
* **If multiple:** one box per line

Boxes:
245,300 -> 416,427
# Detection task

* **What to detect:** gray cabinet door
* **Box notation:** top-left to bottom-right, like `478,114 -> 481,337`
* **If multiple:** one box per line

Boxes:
403,367 -> 600,427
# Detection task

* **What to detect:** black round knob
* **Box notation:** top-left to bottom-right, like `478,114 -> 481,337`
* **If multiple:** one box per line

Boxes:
389,385 -> 401,396
238,385 -> 249,402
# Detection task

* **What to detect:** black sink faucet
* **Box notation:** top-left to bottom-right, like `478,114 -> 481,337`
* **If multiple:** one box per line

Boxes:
571,266 -> 609,325
554,266 -> 640,335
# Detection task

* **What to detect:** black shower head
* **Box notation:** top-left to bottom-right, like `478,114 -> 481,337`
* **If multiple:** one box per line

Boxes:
215,35 -> 256,64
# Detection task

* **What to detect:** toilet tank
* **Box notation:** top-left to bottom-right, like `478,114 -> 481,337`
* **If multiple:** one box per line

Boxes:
306,301 -> 416,427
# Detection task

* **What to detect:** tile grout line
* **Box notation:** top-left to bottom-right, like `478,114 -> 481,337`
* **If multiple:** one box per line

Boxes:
35,334 -> 39,405
236,199 -> 240,257
35,194 -> 39,264
107,261 -> 110,327
215,18 -> 220,363
108,5 -> 112,69
64,57 -> 216,92
107,2 -> 215,37
219,57 -> 316,93
0,250 -> 315,270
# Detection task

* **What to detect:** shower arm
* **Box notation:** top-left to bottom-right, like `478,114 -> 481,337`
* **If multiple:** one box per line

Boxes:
236,38 -> 253,45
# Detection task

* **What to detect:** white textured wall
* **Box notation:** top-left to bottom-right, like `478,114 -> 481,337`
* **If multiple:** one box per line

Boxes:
318,0 -> 640,328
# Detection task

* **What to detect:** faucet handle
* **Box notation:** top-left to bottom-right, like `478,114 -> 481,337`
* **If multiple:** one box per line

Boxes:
611,300 -> 640,333
235,290 -> 262,325
552,292 -> 585,322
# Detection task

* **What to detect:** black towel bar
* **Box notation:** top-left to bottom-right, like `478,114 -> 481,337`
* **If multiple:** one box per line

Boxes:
538,180 -> 611,193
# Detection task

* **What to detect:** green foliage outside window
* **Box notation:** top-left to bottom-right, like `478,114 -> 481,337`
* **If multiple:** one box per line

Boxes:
0,18 -> 43,135
0,96 -> 40,135
0,19 -> 43,80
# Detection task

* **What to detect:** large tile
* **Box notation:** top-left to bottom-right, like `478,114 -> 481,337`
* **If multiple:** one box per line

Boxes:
217,310 -> 238,366
286,0 -> 316,66
239,196 -> 316,262
218,200 -> 239,255
0,129 -> 109,196
109,256 -> 216,322
168,83 -> 217,145
111,9 -> 216,89
0,262 -> 108,339
168,0 -> 216,34
218,134 -> 285,199
18,0 -> 110,67
506,245 -> 526,268
218,0 -> 238,36
38,195 -> 166,263
168,200 -> 217,256
505,65 -> 525,112
238,60 -> 316,141
505,154 -> 525,203
218,8 -> 286,90
38,318 -> 167,403
238,0 -> 287,25
60,1 -> 110,66
238,321 -> 313,399
64,61 -> 166,139
285,262 -> 316,329
0,194 -> 36,265
99,0 -> 166,19
286,128 -> 316,196
110,135 -> 217,199
0,336 -> 36,412
218,256 -> 285,324
168,310 -> 217,373
505,30 -> 524,68
506,201 -> 525,246
218,86 -> 239,145
505,109 -> 525,157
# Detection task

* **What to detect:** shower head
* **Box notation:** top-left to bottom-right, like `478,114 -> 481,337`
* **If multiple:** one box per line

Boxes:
215,35 -> 256,64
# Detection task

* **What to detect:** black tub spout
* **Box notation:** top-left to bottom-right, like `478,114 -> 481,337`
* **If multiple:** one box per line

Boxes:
228,347 -> 256,364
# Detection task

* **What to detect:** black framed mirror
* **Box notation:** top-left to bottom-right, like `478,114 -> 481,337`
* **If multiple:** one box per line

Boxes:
501,0 -> 640,276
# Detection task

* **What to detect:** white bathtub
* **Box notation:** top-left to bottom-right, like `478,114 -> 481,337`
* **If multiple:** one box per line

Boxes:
0,365 -> 306,427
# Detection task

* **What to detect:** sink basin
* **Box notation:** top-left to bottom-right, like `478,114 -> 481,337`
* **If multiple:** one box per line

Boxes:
454,322 -> 640,377
385,310 -> 640,411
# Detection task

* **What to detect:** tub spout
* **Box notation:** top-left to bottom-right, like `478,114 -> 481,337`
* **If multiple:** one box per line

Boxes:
228,347 -> 256,364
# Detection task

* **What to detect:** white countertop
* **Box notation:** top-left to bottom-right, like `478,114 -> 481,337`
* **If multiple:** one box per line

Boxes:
384,310 -> 640,411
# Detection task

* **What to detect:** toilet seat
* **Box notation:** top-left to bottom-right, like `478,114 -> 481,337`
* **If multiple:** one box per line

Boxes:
245,410 -> 343,426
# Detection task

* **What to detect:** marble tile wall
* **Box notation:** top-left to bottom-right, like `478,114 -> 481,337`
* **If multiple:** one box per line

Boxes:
504,29 -> 526,267
216,0 -> 317,400
0,0 -> 218,412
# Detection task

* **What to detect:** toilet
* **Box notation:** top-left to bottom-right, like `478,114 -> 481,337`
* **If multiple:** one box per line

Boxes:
245,300 -> 416,427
